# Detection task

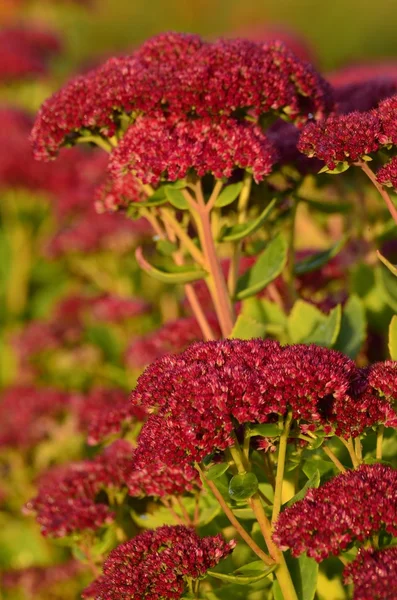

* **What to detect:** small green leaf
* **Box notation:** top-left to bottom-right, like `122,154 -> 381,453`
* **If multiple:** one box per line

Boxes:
135,247 -> 207,284
294,237 -> 347,275
286,470 -> 320,507
208,562 -> 276,585
247,423 -> 282,438
128,188 -> 167,210
164,186 -> 189,209
288,553 -> 319,600
389,316 -> 397,360
235,234 -> 288,300
319,161 -> 350,175
377,262 -> 397,311
297,196 -> 352,214
334,295 -> 366,358
220,199 -> 277,242
230,314 -> 266,340
229,472 -> 258,501
288,300 -> 341,347
206,462 -> 230,481
215,182 -> 243,207
377,250 -> 397,276
305,305 -> 341,346
156,239 -> 178,256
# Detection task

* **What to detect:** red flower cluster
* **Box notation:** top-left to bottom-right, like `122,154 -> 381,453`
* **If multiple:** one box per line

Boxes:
109,114 -> 278,184
74,387 -> 146,445
298,93 -> 397,169
95,171 -> 147,212
0,26 -> 61,82
377,156 -> 397,189
125,314 -> 221,369
0,386 -> 70,448
127,454 -> 201,498
31,33 -> 332,187
82,525 -> 235,599
273,464 -> 397,561
26,440 -> 133,537
2,561 -> 83,597
343,547 -> 397,600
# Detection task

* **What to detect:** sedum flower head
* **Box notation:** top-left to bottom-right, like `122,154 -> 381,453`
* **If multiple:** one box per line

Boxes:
377,94 -> 397,144
377,156 -> 397,189
273,464 -> 397,561
127,454 -> 201,498
343,546 -> 397,600
298,111 -> 381,169
82,525 -> 235,599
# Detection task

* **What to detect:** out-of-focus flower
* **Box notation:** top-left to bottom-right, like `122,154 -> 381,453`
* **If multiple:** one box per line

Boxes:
228,24 -> 315,62
127,454 -> 201,498
343,546 -> 397,600
0,25 -> 61,82
94,171 -> 147,212
273,464 -> 397,561
25,440 -> 133,537
334,78 -> 397,114
31,32 -> 333,160
2,561 -> 84,597
73,387 -> 146,445
82,525 -> 235,599
125,314 -> 221,369
0,386 -> 70,449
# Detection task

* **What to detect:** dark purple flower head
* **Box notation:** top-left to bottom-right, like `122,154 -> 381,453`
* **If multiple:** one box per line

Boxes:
31,32 -> 333,160
73,387 -> 146,445
267,119 -> 322,175
377,94 -> 397,145
298,111 -> 381,169
334,78 -> 397,114
109,114 -> 278,184
343,547 -> 397,600
273,464 -> 397,562
82,525 -> 235,599
25,440 -> 133,537
377,156 -> 397,189
125,314 -> 221,369
0,26 -> 61,82
0,386 -> 70,449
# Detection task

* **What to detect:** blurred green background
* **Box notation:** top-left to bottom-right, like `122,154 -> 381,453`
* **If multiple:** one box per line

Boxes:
11,0 -> 397,73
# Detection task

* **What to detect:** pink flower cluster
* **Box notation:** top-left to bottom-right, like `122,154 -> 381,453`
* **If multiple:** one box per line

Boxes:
127,455 -> 201,498
0,26 -> 61,82
273,464 -> 397,561
343,547 -> 397,600
82,525 -> 235,599
130,340 -> 397,471
298,93 -> 397,170
377,156 -> 397,188
25,440 -> 133,537
2,561 -> 83,597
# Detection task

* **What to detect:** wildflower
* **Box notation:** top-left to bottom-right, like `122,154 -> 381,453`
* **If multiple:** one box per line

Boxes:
25,440 -> 133,537
298,111 -> 381,169
377,156 -> 397,189
343,546 -> 397,600
82,525 -> 235,599
109,114 -> 278,185
127,454 -> 201,498
273,464 -> 397,561
377,94 -> 397,144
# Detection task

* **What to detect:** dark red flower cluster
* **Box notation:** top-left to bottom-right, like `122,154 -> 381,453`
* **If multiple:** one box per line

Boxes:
377,95 -> 397,144
328,62 -> 397,88
109,114 -> 278,184
334,78 -> 397,114
127,454 -> 201,498
82,525 -> 235,599
298,111 -> 381,170
73,387 -> 146,445
273,464 -> 397,561
377,156 -> 397,189
267,119 -> 322,175
2,560 -> 83,596
0,26 -> 61,82
31,32 -> 332,162
25,440 -> 133,537
343,547 -> 397,600
0,386 -> 70,448
94,171 -> 147,211
125,314 -> 221,369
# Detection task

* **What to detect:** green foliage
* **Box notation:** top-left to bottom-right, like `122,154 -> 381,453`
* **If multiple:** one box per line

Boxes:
229,473 -> 259,501
334,295 -> 366,358
287,301 -> 341,347
219,199 -> 276,242
294,236 -> 347,275
389,316 -> 397,359
215,182 -> 244,207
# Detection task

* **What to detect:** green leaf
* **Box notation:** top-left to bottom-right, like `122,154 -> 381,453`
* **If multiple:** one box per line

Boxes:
377,250 -> 397,276
220,199 -> 276,242
297,196 -> 352,214
208,562 -> 277,585
319,161 -> 350,175
247,423 -> 282,438
135,247 -> 207,284
230,314 -> 266,340
287,300 -> 341,347
85,326 -> 121,363
164,186 -> 189,209
235,234 -> 288,300
229,472 -> 258,501
294,237 -> 347,275
241,298 -> 287,330
286,470 -> 320,507
377,262 -> 397,311
206,462 -> 230,481
231,507 -> 255,519
334,295 -> 366,358
127,188 -> 167,210
215,182 -> 243,207
389,316 -> 397,360
156,239 -> 178,256
288,553 -> 319,600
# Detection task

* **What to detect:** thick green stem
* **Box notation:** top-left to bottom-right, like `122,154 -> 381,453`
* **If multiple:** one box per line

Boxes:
272,412 -> 293,524
376,425 -> 384,460
341,437 -> 360,468
322,444 -> 346,473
